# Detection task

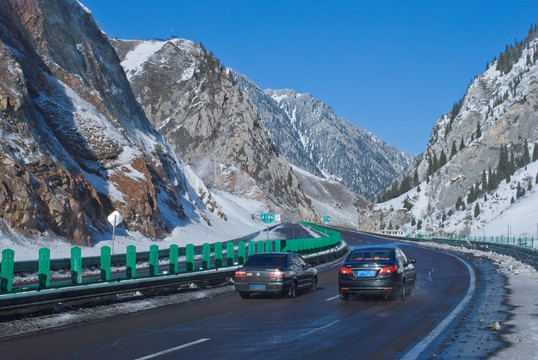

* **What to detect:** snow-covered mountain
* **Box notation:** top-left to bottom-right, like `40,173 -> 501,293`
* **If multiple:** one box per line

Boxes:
112,38 -> 318,222
0,0 -> 226,245
360,28 -> 538,238
234,74 -> 414,198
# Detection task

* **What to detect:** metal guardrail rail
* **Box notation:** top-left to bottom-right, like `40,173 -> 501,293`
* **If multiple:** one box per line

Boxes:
9,225 -> 278,274
0,227 -> 349,318
330,226 -> 538,272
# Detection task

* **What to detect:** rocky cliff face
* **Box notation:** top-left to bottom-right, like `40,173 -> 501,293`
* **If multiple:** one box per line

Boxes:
113,39 -> 318,221
359,32 -> 538,234
0,0 -> 214,244
234,74 -> 413,198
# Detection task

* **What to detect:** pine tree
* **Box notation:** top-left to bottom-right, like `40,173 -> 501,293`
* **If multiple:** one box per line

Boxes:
432,153 -> 438,173
413,169 -> 419,186
439,150 -> 447,167
498,144 -> 508,179
455,196 -> 464,210
488,166 -> 496,191
523,139 -> 530,164
516,183 -> 526,199
476,122 -> 482,139
403,196 -> 413,211
474,203 -> 480,218
442,212 -> 447,222
459,137 -> 465,150
482,170 -> 487,191
532,142 -> 538,162
536,172 -> 538,184
450,141 -> 457,159
411,218 -> 416,226
417,219 -> 422,230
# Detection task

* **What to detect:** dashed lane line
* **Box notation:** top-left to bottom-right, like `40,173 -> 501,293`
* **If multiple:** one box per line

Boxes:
134,338 -> 210,360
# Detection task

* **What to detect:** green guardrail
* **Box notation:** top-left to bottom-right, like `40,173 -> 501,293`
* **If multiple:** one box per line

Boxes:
0,223 -> 343,295
407,233 -> 536,249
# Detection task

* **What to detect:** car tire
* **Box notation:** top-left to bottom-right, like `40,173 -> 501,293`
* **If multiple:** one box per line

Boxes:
339,292 -> 349,302
410,278 -> 416,295
400,281 -> 407,301
239,292 -> 250,299
311,276 -> 318,292
288,281 -> 297,298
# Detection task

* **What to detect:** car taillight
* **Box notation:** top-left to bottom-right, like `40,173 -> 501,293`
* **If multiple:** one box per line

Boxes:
339,266 -> 352,275
379,265 -> 397,274
234,269 -> 247,278
269,270 -> 285,278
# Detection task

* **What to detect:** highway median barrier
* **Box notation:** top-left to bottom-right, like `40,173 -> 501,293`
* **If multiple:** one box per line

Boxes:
0,225 -> 349,316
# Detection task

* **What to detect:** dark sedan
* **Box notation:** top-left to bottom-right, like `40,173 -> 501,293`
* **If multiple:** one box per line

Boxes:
338,245 -> 416,301
234,252 -> 318,299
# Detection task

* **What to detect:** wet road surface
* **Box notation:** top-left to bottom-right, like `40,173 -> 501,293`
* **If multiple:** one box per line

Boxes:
0,226 -> 495,359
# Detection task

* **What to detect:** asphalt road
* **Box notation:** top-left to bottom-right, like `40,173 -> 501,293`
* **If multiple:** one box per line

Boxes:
0,227 -> 475,360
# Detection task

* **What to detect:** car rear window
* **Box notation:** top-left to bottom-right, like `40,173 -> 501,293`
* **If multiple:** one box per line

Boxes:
244,255 -> 287,267
347,250 -> 393,262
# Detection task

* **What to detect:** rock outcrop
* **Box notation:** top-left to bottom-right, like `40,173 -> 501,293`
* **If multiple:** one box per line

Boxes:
0,0 -> 213,244
113,39 -> 318,221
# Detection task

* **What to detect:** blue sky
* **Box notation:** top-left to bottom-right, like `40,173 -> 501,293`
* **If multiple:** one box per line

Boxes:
82,0 -> 538,155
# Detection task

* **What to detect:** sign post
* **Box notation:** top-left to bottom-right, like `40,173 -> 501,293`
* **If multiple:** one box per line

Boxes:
108,210 -> 123,255
260,213 -> 275,241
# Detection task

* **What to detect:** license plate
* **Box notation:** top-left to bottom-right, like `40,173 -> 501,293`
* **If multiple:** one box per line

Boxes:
356,270 -> 376,277
250,284 -> 266,291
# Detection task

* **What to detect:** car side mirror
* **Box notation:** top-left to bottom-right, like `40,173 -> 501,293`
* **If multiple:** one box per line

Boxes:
408,258 -> 416,264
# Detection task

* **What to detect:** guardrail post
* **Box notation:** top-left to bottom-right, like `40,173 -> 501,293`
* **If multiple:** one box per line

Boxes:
126,245 -> 136,278
1,249 -> 14,292
71,247 -> 82,285
38,247 -> 50,289
248,241 -> 255,256
202,243 -> 210,270
100,246 -> 111,281
186,244 -> 194,272
275,239 -> 281,252
226,242 -> 234,266
149,245 -> 159,276
169,244 -> 178,274
257,241 -> 264,253
214,242 -> 223,268
238,241 -> 246,264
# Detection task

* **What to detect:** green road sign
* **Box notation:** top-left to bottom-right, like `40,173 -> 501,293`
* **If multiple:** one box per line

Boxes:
260,213 -> 275,224
323,216 -> 330,223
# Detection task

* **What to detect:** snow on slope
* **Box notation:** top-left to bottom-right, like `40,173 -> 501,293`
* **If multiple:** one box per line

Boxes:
291,165 -> 363,226
375,160 -> 538,241
0,188 -> 268,261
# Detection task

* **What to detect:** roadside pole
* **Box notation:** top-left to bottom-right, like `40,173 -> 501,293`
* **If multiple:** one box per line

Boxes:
260,213 -> 276,242
108,210 -> 123,255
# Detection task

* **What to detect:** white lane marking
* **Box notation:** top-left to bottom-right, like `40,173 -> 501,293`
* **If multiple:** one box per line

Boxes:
297,320 -> 341,339
400,255 -> 476,360
326,295 -> 340,301
134,338 -> 210,360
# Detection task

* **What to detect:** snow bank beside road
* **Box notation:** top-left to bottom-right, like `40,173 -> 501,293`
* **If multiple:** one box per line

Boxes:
418,242 -> 538,359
